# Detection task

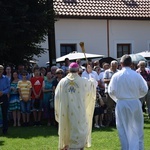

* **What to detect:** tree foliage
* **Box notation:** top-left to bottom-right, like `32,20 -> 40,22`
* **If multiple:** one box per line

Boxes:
0,0 -> 55,66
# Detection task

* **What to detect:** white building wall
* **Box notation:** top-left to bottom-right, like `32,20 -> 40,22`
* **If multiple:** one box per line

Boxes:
109,20 -> 150,58
37,19 -> 150,65
55,19 -> 150,59
55,19 -> 108,58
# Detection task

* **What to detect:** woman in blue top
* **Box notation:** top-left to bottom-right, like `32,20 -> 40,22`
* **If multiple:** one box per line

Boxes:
9,71 -> 21,127
42,71 -> 53,126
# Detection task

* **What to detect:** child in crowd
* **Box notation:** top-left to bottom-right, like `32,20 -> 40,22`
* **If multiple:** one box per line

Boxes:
94,89 -> 107,128
17,70 -> 32,126
30,67 -> 44,126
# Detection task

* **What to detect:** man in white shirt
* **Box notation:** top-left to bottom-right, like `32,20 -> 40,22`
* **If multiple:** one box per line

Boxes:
108,55 -> 148,150
98,63 -> 110,97
103,60 -> 119,126
81,63 -> 99,81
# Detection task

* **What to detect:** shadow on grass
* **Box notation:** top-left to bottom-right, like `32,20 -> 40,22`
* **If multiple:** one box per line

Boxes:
144,119 -> 150,123
144,126 -> 150,129
0,140 -> 4,146
2,114 -> 149,140
144,117 -> 150,128
1,125 -> 58,139
92,126 -> 116,133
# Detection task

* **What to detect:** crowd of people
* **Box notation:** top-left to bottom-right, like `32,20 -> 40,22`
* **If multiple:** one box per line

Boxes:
0,64 -> 61,133
54,55 -> 149,150
0,55 -> 149,149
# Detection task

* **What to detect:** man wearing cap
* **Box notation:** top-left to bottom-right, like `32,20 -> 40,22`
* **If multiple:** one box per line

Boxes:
55,62 -> 97,150
0,65 -> 10,134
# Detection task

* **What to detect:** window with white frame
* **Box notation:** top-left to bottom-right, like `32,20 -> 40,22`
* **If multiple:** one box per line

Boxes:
60,44 -> 77,56
117,44 -> 131,58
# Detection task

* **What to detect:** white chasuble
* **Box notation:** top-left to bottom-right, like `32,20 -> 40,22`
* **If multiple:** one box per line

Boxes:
55,73 -> 96,150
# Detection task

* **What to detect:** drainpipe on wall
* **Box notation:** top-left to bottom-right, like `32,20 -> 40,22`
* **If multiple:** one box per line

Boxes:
48,26 -> 56,67
47,0 -> 56,67
107,19 -> 110,57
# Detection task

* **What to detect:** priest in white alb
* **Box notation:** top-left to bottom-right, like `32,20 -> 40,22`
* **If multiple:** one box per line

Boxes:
108,55 -> 148,150
55,62 -> 97,150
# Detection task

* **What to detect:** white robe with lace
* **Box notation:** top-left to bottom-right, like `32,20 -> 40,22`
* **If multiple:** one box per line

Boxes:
55,73 -> 96,150
108,67 -> 148,150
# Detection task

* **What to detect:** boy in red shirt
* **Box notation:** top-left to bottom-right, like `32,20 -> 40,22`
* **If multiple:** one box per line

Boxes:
31,67 -> 44,126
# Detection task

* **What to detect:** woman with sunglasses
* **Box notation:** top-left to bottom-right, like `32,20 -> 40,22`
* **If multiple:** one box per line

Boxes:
51,69 -> 64,126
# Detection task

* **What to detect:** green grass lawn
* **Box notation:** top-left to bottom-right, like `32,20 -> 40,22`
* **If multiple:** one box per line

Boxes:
0,116 -> 150,150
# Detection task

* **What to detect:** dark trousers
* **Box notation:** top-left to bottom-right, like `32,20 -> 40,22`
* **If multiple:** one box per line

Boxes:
105,93 -> 115,126
0,95 -> 8,133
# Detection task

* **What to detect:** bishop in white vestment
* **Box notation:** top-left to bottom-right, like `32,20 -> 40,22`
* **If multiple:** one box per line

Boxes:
108,55 -> 148,150
55,63 -> 97,150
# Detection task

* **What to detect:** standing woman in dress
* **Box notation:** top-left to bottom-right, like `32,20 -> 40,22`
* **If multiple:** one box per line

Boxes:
42,71 -> 53,126
52,69 -> 64,126
9,71 -> 21,127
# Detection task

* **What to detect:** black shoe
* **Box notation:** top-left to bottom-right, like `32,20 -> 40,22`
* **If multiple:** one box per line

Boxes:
33,121 -> 37,127
22,122 -> 27,127
37,121 -> 42,126
2,130 -> 7,135
26,122 -> 30,127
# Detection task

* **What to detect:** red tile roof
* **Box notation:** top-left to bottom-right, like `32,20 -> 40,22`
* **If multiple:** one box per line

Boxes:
53,0 -> 150,20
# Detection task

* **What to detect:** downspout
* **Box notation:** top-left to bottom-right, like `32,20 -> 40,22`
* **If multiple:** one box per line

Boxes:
48,26 -> 56,67
47,0 -> 56,67
107,19 -> 110,57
